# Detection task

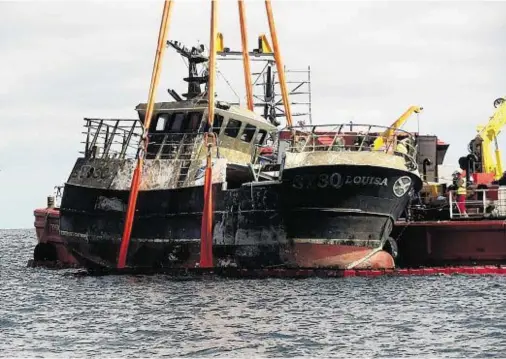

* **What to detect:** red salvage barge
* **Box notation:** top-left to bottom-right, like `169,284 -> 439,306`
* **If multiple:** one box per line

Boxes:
393,131 -> 506,268
394,219 -> 506,268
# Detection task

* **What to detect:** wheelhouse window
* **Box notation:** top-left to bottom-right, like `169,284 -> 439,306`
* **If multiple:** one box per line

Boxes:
212,115 -> 224,134
186,112 -> 203,133
224,118 -> 242,138
255,129 -> 267,145
240,124 -> 257,143
155,113 -> 169,132
170,112 -> 185,132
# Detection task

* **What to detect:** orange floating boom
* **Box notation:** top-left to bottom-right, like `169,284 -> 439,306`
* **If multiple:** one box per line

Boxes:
238,0 -> 254,111
117,0 -> 174,269
199,0 -> 219,268
264,0 -> 293,127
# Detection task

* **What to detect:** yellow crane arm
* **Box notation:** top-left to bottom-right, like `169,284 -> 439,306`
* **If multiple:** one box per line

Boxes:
476,97 -> 506,179
372,106 -> 423,151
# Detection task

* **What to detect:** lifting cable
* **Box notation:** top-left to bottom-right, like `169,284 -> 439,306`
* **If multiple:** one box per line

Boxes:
117,0 -> 174,269
238,0 -> 254,111
199,0 -> 219,268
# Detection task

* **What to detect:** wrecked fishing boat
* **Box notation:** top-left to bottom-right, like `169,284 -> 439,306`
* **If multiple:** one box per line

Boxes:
277,124 -> 423,268
58,36 -> 422,271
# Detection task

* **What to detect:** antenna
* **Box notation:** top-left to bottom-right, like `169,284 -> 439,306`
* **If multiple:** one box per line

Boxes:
167,40 -> 209,100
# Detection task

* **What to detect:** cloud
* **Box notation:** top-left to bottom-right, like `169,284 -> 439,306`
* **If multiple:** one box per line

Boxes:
0,0 -> 505,228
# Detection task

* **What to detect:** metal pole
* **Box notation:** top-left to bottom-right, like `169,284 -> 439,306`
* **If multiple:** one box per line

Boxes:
449,190 -> 454,219
238,0 -> 254,111
264,0 -> 293,127
308,65 -> 312,125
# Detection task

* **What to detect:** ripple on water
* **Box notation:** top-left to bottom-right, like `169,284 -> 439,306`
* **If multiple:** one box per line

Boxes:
2,229 -> 506,357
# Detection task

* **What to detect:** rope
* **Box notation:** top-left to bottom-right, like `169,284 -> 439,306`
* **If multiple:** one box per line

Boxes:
217,69 -> 241,105
346,246 -> 385,270
393,221 -> 410,243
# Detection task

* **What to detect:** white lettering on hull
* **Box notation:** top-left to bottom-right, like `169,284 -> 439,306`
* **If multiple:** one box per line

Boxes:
292,172 -> 388,190
345,176 -> 388,186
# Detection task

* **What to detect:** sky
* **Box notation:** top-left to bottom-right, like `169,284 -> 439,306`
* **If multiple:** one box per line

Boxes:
1,0 -> 505,228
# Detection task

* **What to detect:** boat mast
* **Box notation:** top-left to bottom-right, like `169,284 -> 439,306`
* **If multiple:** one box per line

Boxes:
167,41 -> 209,101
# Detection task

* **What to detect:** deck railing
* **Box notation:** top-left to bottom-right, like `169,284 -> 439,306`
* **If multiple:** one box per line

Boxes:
448,187 -> 506,219
143,132 -> 204,160
279,124 -> 419,170
82,118 -> 143,160
81,118 -> 206,161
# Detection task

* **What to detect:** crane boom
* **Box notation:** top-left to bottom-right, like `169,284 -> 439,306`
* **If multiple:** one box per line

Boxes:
474,97 -> 506,179
372,106 -> 423,151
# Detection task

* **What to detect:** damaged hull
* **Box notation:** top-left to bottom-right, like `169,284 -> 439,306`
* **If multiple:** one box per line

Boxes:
59,158 -> 420,270
60,181 -> 287,269
281,164 -> 421,268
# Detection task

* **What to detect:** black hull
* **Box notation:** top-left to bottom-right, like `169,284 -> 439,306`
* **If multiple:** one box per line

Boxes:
60,164 -> 421,269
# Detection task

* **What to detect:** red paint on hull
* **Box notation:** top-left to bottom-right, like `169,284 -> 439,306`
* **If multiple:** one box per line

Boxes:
394,219 -> 506,267
290,242 -> 395,269
33,208 -> 79,267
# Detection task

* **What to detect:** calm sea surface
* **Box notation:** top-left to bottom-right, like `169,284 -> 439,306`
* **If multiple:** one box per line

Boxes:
2,228 -> 506,358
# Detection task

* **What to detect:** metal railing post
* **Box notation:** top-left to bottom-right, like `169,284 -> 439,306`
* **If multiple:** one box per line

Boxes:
482,189 -> 487,216
449,190 -> 454,219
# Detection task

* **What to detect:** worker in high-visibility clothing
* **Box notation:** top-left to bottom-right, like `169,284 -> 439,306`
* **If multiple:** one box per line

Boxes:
454,171 -> 468,216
